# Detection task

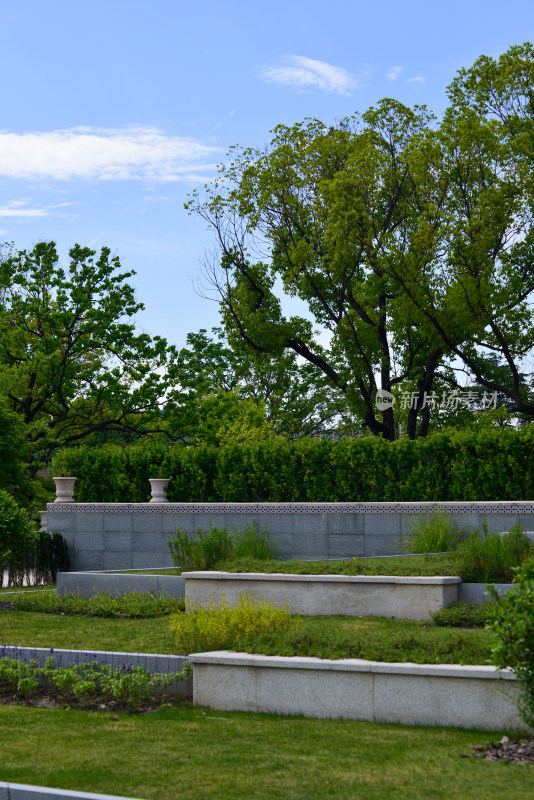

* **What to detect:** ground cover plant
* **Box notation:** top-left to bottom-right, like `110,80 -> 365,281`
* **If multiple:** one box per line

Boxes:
4,590 -> 184,618
0,704 -> 532,800
217,553 -> 461,576
0,656 -> 190,710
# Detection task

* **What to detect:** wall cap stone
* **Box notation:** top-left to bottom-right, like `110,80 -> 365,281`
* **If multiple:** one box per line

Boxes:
183,571 -> 462,585
188,650 -> 516,680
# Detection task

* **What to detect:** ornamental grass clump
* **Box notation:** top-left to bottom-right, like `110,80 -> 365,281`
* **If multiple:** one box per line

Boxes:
170,592 -> 295,653
401,510 -> 464,554
456,521 -> 534,583
168,525 -> 233,571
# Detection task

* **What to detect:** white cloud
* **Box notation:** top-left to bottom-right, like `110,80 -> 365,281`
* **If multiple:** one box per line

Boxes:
261,55 -> 368,95
407,75 -> 426,84
0,126 -> 222,181
0,201 -> 48,217
386,66 -> 403,81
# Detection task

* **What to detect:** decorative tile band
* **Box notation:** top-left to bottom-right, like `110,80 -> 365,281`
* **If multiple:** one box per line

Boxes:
47,501 -> 534,514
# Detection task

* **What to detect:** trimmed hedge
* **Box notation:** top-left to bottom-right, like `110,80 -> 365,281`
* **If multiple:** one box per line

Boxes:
50,426 -> 534,503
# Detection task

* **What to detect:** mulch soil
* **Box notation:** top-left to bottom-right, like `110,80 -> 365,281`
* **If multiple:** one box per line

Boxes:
468,736 -> 534,764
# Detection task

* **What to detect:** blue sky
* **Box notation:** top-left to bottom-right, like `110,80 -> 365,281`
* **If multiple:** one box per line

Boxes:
0,0 -> 532,349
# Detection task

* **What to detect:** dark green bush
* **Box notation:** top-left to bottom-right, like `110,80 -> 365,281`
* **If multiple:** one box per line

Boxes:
488,558 -> 534,729
0,490 -> 70,587
430,601 -> 495,627
51,425 -> 534,502
0,489 -> 34,587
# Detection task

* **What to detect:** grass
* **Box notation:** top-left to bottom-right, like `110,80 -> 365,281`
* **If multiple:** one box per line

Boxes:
0,584 -> 56,595
0,611 -> 177,653
0,704 -> 531,800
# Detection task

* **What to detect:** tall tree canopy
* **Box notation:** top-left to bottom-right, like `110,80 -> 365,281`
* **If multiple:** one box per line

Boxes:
187,42 -> 534,438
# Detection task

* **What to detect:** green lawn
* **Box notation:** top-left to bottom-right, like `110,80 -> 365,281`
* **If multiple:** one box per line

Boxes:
0,704 -> 531,800
0,611 -> 176,653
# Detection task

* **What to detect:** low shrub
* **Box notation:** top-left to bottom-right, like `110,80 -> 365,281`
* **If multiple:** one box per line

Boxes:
401,511 -> 464,554
169,592 -> 294,653
488,558 -> 534,730
456,522 -> 534,583
11,590 -> 184,618
430,601 -> 495,628
0,656 -> 191,709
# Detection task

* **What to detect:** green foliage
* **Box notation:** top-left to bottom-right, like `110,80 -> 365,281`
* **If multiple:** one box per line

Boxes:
51,424 -> 534,502
488,558 -> 534,729
430,601 -> 495,627
168,525 -> 233,571
170,592 -> 293,653
455,522 -> 534,583
0,656 -> 191,708
401,511 -> 464,554
11,590 -> 183,618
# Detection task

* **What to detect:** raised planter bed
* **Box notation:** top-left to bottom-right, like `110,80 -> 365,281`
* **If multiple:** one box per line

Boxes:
183,571 -> 462,620
0,645 -> 192,697
56,571 -> 185,599
189,650 -> 526,732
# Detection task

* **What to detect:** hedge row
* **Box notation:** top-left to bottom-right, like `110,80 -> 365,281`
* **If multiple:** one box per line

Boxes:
50,426 -> 534,503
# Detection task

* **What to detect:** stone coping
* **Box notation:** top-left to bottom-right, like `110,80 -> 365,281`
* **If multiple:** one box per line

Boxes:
0,784 -> 144,800
47,501 -> 534,514
188,651 -> 516,680
182,571 -> 462,584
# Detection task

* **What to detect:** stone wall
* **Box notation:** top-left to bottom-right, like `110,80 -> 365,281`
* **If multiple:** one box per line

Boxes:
46,501 -> 534,571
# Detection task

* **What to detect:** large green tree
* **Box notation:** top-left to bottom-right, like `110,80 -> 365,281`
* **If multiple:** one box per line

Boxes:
188,44 -> 534,436
164,327 -> 355,440
187,102 -> 459,439
0,242 -> 176,471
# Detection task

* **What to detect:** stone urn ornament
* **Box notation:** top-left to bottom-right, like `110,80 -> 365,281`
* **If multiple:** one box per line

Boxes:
53,477 -> 77,503
38,511 -> 48,531
149,478 -> 170,504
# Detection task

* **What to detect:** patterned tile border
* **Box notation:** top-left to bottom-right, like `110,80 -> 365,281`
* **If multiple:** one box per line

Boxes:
47,501 -> 534,514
